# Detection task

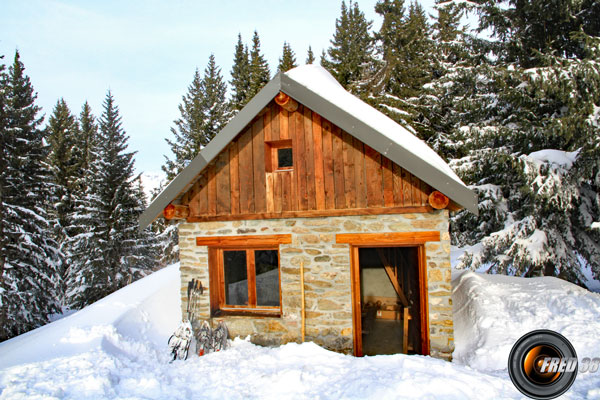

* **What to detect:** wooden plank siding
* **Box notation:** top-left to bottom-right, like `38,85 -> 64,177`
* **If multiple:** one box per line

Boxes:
182,100 -> 434,221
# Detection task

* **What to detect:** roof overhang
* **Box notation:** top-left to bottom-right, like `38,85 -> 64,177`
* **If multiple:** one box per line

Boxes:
140,67 -> 478,230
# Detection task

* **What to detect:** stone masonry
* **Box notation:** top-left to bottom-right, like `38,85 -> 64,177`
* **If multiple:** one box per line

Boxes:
178,210 -> 454,360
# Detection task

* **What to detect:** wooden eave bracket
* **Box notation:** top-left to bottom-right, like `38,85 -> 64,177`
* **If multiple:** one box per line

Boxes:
163,203 -> 190,220
274,91 -> 298,112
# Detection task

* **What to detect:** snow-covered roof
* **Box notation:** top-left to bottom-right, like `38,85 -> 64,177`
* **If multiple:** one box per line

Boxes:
140,65 -> 477,229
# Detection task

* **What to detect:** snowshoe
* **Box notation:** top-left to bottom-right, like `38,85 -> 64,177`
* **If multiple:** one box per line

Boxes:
168,320 -> 193,362
212,320 -> 229,352
196,320 -> 212,356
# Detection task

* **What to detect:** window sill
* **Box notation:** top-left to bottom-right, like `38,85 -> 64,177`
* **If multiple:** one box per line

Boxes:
212,308 -> 282,318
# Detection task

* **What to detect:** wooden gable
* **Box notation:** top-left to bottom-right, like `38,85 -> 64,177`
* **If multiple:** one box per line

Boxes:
178,100 -> 435,222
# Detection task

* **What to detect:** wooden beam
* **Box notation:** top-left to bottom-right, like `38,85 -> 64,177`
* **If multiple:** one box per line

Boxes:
336,231 -> 440,245
186,206 -> 432,223
163,204 -> 189,220
196,234 -> 292,247
428,191 -> 450,210
376,249 -> 409,307
274,92 -> 298,112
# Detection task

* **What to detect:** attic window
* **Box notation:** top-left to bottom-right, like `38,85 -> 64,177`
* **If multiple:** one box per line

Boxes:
265,139 -> 293,172
277,147 -> 293,169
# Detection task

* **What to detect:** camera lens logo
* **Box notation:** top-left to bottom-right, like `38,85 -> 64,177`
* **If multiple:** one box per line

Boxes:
508,330 -> 578,399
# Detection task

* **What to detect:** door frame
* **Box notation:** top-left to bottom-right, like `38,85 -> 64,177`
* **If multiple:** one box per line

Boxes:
337,232 -> 438,357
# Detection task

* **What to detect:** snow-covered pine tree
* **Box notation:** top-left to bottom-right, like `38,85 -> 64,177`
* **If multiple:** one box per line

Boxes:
365,0 -> 433,126
47,99 -> 79,241
159,55 -> 230,266
306,46 -> 315,65
201,54 -> 231,145
163,55 -> 230,181
230,34 -> 251,111
0,51 -> 59,340
66,91 -> 156,308
72,102 -> 98,191
278,42 -> 297,72
321,0 -> 374,91
46,98 -> 80,303
446,1 -> 600,286
248,31 -> 270,99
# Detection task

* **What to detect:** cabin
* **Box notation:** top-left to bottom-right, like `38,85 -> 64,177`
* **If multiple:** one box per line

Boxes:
140,65 -> 477,360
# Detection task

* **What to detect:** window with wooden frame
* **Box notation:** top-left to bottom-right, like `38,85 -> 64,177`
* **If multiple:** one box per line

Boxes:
204,235 -> 290,317
265,139 -> 293,172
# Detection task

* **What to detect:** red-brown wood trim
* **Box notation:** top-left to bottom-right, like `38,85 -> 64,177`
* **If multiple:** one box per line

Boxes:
350,245 -> 362,356
336,231 -> 440,245
349,243 -> 432,357
187,206 -> 432,223
418,245 -> 430,355
247,250 -> 257,307
196,234 -> 292,247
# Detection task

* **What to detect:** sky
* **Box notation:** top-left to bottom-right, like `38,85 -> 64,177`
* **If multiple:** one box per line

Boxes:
1,0 -> 439,176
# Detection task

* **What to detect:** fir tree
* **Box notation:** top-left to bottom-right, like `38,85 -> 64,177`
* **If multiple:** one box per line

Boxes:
47,98 -> 80,303
163,69 -> 204,180
163,55 -> 230,181
322,1 -> 374,90
47,98 -> 79,241
201,54 -> 231,144
306,46 -> 315,64
66,91 -> 156,308
159,55 -> 230,264
476,0 -> 600,67
0,51 -> 59,340
248,31 -> 270,99
73,102 -> 98,186
278,42 -> 297,72
230,34 -> 251,111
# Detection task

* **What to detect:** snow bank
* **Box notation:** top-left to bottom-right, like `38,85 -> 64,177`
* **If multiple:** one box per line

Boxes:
452,270 -> 600,397
0,264 -> 180,369
2,263 -> 600,399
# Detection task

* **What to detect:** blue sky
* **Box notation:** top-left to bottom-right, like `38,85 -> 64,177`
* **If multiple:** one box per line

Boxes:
1,0 -> 438,175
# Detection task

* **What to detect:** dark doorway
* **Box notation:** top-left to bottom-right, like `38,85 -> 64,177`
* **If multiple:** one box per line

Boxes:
358,247 -> 422,356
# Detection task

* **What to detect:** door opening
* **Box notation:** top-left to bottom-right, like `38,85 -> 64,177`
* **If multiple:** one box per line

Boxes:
358,247 -> 424,356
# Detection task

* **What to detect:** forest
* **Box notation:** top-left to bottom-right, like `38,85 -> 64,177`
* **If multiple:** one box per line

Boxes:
1,0 -> 599,341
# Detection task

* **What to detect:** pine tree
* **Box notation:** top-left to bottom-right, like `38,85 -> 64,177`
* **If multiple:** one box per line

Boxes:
0,51 -> 59,340
322,1 -> 374,90
443,2 -> 600,287
47,99 -> 79,240
46,98 -> 80,304
163,55 -> 230,181
248,31 -> 270,99
278,42 -> 297,72
230,34 -> 251,111
476,0 -> 600,67
159,55 -> 230,264
306,46 -> 315,64
66,91 -> 156,308
163,69 -> 204,180
201,54 -> 231,144
73,102 -> 98,187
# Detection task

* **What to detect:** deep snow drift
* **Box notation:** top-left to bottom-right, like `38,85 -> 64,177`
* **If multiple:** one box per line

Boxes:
1,264 -> 599,399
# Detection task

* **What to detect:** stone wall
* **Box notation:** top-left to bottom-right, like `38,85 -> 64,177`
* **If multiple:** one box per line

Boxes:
178,210 -> 454,360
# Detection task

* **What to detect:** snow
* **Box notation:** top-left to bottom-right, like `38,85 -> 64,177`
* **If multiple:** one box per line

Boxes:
592,222 -> 600,230
2,263 -> 600,399
285,65 -> 468,189
527,148 -> 580,169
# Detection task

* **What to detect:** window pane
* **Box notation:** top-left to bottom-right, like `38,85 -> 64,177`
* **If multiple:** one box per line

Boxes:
255,250 -> 280,306
223,251 -> 248,305
277,148 -> 293,168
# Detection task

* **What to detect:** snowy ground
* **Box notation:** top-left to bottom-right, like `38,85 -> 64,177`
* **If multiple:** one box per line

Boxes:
1,264 -> 600,399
